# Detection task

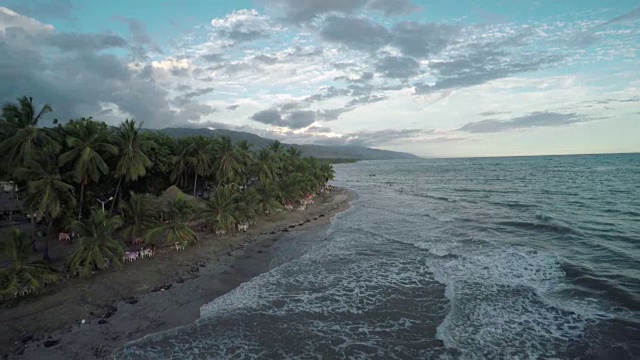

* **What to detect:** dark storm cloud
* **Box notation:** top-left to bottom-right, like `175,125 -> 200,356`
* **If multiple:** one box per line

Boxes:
375,55 -> 421,79
0,25 -> 209,128
251,109 -> 285,125
320,16 -> 392,51
391,21 -> 460,58
112,16 -> 163,58
458,112 -> 587,133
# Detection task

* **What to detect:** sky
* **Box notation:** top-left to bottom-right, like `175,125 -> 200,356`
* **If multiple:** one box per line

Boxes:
0,0 -> 639,157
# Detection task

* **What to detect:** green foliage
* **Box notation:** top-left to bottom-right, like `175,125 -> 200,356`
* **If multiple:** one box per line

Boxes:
203,185 -> 240,232
147,194 -> 198,248
0,228 -> 59,300
68,210 -> 124,277
119,191 -> 158,239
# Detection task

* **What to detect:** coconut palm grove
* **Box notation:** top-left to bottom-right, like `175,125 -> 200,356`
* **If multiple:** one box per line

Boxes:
0,96 -> 335,300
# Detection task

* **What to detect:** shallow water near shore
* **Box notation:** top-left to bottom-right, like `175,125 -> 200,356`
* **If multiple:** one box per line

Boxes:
115,154 -> 639,359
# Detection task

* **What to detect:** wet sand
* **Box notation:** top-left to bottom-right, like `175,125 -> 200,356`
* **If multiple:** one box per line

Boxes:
1,188 -> 354,360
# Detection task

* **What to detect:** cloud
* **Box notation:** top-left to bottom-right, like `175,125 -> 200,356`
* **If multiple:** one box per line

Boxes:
210,9 -> 274,43
43,33 -> 128,51
226,104 -> 240,111
3,0 -> 75,21
416,50 -> 562,93
601,7 -> 640,26
262,0 -> 419,23
254,54 -> 278,64
251,109 -> 317,129
391,21 -> 460,58
263,0 -> 368,23
368,0 -> 420,16
375,55 -> 421,79
0,6 -> 54,36
478,111 -> 511,116
457,112 -> 589,133
320,15 -> 392,51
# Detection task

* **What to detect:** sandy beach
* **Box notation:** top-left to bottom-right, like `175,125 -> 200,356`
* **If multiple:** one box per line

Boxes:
1,187 -> 354,360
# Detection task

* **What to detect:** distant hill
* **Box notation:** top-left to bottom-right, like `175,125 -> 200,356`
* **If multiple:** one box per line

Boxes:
154,127 -> 420,160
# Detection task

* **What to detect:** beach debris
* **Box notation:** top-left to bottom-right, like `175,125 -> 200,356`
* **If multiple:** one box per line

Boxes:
124,297 -> 138,304
236,222 -> 249,232
97,319 -> 108,325
282,228 -> 289,232
44,339 -> 60,348
150,284 -> 172,293
81,319 -> 86,324
174,242 -> 186,251
215,229 -> 226,236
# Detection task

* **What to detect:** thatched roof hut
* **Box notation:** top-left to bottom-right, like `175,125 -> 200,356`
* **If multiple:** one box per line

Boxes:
154,185 -> 203,212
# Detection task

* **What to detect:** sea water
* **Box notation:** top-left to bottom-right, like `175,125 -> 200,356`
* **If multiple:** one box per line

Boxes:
114,153 -> 639,359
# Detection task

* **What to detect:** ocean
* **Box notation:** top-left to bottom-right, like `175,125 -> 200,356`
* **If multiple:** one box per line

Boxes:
114,153 -> 639,359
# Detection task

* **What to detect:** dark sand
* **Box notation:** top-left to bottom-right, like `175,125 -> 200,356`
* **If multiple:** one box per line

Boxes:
1,188 -> 354,360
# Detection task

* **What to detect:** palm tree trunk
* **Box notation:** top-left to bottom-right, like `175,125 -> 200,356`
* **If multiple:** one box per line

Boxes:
78,182 -> 85,220
44,219 -> 53,261
9,181 -> 15,222
110,176 -> 123,215
31,215 -> 37,252
193,172 -> 198,197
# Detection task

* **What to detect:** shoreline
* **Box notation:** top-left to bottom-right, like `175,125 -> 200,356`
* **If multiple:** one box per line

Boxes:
1,187 -> 355,360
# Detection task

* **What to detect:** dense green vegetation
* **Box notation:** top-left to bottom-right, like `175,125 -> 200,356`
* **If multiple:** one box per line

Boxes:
0,96 -> 335,299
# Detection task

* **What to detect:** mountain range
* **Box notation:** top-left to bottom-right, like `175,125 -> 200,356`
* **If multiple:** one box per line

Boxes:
154,128 -> 420,160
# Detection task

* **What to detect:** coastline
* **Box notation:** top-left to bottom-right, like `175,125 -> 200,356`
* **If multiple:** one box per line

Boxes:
1,187 -> 355,360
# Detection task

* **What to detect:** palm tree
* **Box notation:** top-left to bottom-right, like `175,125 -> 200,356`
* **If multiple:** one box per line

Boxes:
211,136 -> 242,186
187,136 -> 213,197
110,119 -> 155,214
68,210 -> 124,277
0,96 -> 58,221
237,187 -> 261,224
170,138 -> 191,188
258,181 -> 283,215
235,140 -> 254,186
203,185 -> 239,233
0,228 -> 59,299
320,162 -> 335,183
17,151 -> 76,260
147,194 -> 198,248
119,191 -> 157,240
253,148 -> 278,186
0,96 -> 57,167
59,118 -> 117,219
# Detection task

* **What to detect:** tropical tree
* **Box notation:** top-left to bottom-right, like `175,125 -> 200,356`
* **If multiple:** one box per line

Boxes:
68,210 -> 124,277
59,118 -> 117,219
0,96 -> 57,167
0,97 -> 58,221
187,136 -> 214,196
16,151 -> 76,260
253,148 -> 278,186
0,227 -> 59,299
170,138 -> 191,188
211,136 -> 242,186
110,119 -> 155,213
237,187 -> 261,224
258,181 -> 283,215
147,194 -> 198,248
119,191 -> 157,240
235,140 -> 254,186
203,185 -> 239,233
